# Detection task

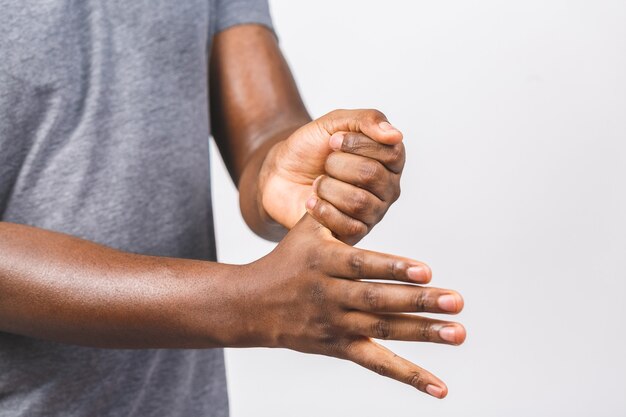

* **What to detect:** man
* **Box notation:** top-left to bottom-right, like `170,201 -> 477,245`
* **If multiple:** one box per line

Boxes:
0,0 -> 466,415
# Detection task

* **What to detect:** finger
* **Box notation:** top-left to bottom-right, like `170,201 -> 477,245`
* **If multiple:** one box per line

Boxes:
305,194 -> 368,245
314,175 -> 386,226
342,311 -> 466,345
316,109 -> 403,145
344,337 -> 448,398
325,152 -> 399,202
323,244 -> 432,284
329,132 -> 406,174
340,281 -> 464,314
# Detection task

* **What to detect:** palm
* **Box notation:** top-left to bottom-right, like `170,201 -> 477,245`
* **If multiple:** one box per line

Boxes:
262,122 -> 333,228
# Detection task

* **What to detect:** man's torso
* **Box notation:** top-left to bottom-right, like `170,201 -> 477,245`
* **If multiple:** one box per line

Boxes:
0,1 -> 253,415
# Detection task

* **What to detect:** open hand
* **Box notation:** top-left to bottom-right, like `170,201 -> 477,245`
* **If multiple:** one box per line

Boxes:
260,109 -> 405,244
233,214 -> 465,398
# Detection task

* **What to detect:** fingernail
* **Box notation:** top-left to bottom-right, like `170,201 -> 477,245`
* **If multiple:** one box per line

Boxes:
379,121 -> 396,132
329,132 -> 344,150
437,294 -> 458,312
305,195 -> 317,210
439,326 -> 458,344
426,384 -> 445,399
406,266 -> 429,282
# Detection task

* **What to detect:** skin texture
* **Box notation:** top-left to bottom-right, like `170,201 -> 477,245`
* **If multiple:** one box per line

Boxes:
260,109 -> 405,245
0,216 -> 464,398
0,24 -> 466,398
210,25 -> 405,244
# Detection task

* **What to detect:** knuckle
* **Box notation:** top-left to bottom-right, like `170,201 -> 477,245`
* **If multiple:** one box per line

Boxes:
388,144 -> 405,166
348,251 -> 365,278
319,338 -> 337,354
413,290 -> 430,312
350,191 -> 370,216
407,371 -> 423,388
358,161 -> 382,186
381,182 -> 398,204
389,260 -> 407,279
373,319 -> 391,339
420,323 -> 432,341
346,220 -> 368,239
305,246 -> 323,271
319,333 -> 344,355
365,108 -> 386,123
309,281 -> 327,306
337,338 -> 358,360
362,286 -> 382,310
372,201 -> 388,223
372,360 -> 390,377
392,184 -> 401,201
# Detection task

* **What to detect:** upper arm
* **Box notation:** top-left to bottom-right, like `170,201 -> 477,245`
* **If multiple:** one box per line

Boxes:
209,24 -> 311,184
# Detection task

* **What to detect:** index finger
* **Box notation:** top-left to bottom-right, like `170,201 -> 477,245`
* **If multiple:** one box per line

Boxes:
329,132 -> 406,174
316,109 -> 403,145
322,244 -> 432,284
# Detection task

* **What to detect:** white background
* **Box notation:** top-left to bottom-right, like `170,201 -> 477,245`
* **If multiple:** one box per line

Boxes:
210,1 -> 626,416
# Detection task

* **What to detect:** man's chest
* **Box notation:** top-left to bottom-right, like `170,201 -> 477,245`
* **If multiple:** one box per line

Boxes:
0,0 -> 212,88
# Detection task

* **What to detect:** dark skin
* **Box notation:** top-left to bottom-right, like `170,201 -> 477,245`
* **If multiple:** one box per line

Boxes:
0,24 -> 465,398
211,25 -> 406,244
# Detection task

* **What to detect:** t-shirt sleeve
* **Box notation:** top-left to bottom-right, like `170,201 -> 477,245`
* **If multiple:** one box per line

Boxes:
214,0 -> 274,34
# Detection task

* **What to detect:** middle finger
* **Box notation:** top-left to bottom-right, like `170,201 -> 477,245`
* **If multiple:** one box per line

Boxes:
314,175 -> 386,226
339,280 -> 464,315
325,152 -> 399,202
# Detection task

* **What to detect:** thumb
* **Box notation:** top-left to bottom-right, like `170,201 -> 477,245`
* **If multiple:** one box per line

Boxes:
315,109 -> 403,145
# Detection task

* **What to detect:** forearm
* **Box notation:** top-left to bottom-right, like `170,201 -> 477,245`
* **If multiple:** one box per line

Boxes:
209,24 -> 312,240
0,222 -> 250,349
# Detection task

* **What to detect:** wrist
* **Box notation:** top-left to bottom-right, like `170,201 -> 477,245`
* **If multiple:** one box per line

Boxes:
239,139 -> 290,241
215,261 -> 279,349
181,261 -> 268,348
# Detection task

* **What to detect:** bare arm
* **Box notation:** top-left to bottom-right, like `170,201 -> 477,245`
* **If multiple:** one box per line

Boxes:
0,218 -> 464,397
0,221 -> 240,348
0,24 -> 463,399
209,25 -> 407,244
210,24 -> 310,240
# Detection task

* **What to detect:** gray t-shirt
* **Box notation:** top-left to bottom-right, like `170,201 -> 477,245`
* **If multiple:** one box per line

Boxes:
0,1 -> 273,416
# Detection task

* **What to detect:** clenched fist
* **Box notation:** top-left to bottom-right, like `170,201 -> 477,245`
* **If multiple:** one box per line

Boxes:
259,109 -> 405,244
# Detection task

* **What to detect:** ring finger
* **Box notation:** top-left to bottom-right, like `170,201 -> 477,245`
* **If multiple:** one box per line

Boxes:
342,311 -> 466,345
339,280 -> 464,314
314,175 -> 386,226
